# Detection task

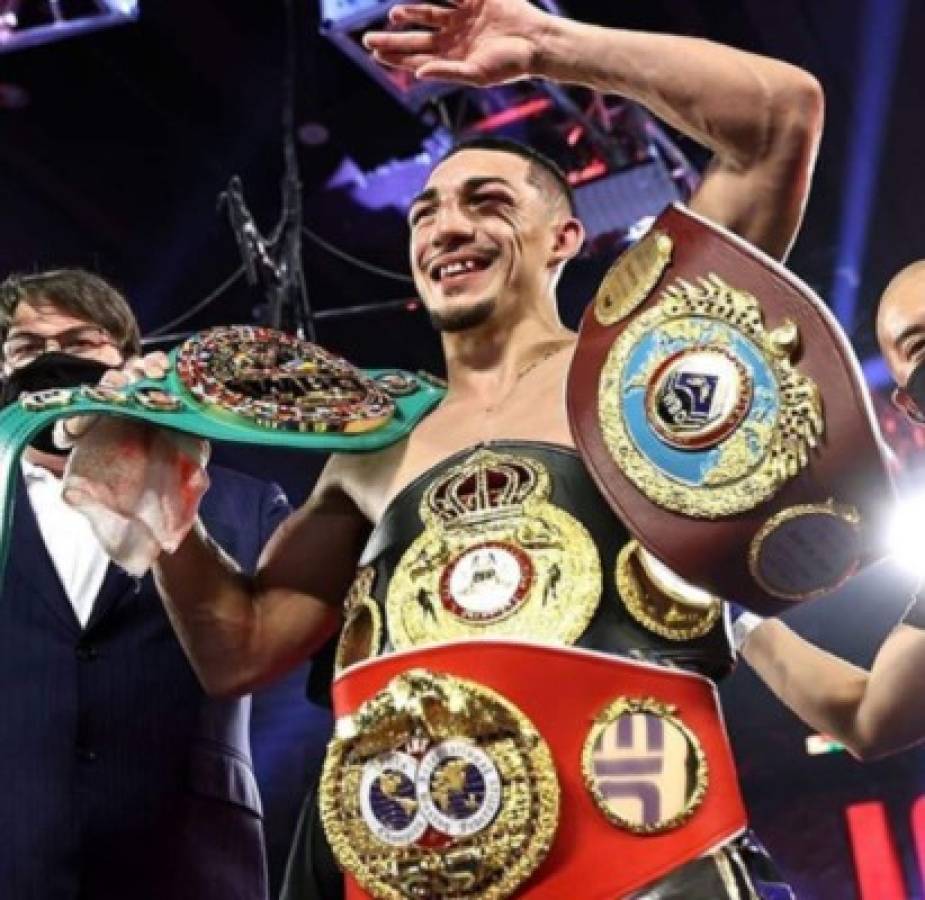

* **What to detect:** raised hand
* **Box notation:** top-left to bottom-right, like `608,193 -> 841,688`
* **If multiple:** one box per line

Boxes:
363,0 -> 550,87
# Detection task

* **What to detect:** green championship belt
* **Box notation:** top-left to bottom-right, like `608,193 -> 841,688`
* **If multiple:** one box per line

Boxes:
0,325 -> 444,580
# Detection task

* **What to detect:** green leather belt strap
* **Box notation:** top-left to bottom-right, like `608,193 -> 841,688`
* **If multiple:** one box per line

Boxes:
0,328 -> 444,584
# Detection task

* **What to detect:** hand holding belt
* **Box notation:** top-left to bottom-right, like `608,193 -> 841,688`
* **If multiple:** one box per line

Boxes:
322,639 -> 747,900
567,203 -> 894,614
0,324 -> 444,581
63,419 -> 211,576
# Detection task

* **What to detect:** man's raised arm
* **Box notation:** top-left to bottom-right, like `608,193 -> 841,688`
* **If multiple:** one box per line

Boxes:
153,457 -> 371,698
365,0 -> 823,260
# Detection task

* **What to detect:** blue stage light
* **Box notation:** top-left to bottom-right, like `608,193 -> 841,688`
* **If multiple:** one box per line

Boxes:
0,0 -> 139,54
829,0 -> 908,331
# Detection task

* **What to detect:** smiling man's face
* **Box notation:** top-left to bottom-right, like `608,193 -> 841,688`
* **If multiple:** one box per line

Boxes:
408,148 -> 570,333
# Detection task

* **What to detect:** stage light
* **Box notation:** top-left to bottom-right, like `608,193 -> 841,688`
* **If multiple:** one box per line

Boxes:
829,0 -> 907,331
98,0 -> 138,13
297,121 -> 330,147
886,488 -> 925,575
0,0 -> 139,55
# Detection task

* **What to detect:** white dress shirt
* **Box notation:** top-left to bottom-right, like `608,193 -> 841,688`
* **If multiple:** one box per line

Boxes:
22,459 -> 109,627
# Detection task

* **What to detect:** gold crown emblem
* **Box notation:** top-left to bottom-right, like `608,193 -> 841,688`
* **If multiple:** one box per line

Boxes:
424,449 -> 545,528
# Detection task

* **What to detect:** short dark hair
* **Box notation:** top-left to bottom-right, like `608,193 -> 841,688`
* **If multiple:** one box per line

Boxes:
439,136 -> 576,215
0,268 -> 142,357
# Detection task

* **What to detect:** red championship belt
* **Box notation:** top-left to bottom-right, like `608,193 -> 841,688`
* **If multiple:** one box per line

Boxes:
567,204 -> 894,614
320,640 -> 747,900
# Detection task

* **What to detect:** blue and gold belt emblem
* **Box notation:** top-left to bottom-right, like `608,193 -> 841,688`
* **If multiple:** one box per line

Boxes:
599,273 -> 824,518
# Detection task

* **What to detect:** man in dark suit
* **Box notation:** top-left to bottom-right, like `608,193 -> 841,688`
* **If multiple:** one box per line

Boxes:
0,269 -> 291,900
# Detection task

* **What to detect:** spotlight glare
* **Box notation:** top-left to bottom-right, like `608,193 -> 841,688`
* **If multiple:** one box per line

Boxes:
887,489 -> 925,575
98,0 -> 139,14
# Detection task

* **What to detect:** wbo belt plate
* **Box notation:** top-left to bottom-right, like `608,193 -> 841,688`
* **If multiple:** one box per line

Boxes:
569,203 -> 894,612
319,668 -> 559,900
599,272 -> 823,519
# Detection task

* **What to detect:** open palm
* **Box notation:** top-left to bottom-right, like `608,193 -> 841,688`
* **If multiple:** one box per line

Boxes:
363,0 -> 548,87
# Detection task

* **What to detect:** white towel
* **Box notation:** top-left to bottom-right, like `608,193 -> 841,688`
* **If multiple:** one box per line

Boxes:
62,418 -> 210,576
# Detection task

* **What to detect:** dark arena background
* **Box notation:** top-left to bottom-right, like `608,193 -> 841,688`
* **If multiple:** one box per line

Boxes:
4,1 -> 925,897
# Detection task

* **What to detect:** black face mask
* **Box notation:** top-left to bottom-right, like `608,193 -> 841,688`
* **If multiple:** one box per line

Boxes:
905,358 -> 925,419
0,352 -> 112,454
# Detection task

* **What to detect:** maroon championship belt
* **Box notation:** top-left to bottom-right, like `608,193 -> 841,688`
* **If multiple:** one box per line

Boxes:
567,204 -> 894,615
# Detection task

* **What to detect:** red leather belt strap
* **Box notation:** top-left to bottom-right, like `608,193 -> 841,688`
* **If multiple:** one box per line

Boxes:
332,640 -> 747,899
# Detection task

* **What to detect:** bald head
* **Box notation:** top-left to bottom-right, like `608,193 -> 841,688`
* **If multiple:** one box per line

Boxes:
877,261 -> 925,386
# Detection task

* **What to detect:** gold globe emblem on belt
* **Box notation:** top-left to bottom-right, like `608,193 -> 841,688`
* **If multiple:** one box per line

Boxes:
386,448 -> 602,649
320,669 -> 560,900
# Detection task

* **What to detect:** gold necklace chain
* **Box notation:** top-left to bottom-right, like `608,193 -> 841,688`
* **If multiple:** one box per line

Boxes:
483,337 -> 574,412
440,337 -> 575,414
513,338 -> 572,380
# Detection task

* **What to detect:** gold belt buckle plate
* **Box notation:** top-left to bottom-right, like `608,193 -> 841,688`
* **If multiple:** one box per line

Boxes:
387,448 -> 602,649
320,669 -> 560,900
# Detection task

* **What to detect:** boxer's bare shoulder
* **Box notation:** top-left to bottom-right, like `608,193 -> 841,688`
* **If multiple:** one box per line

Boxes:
319,345 -> 577,526
318,428 -> 457,526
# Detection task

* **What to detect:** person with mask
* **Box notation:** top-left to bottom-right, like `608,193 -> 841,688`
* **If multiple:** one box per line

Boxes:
0,268 -> 291,900
62,1 -> 826,896
737,262 -> 925,761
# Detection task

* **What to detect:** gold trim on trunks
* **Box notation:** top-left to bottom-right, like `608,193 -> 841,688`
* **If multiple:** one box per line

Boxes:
594,229 -> 674,326
582,696 -> 708,835
335,567 -> 383,673
616,541 -> 721,641
386,448 -> 602,649
748,501 -> 861,601
598,273 -> 824,518
320,669 -> 560,900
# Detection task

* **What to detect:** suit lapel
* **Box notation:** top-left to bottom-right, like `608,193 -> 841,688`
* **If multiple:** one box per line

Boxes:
10,475 -> 137,632
10,476 -> 81,633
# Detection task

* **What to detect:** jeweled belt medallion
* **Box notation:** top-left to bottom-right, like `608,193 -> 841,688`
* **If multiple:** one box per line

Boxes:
598,274 -> 824,518
176,325 -> 395,433
320,669 -> 559,900
386,448 -> 602,649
